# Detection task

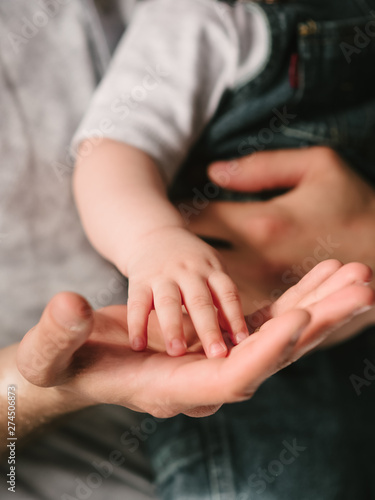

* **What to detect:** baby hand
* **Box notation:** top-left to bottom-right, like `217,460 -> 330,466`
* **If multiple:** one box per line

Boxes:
126,227 -> 248,357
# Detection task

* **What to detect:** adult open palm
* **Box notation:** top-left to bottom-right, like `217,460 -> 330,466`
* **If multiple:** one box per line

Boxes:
17,261 -> 374,419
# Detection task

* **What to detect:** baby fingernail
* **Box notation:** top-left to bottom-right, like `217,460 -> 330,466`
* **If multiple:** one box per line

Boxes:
235,332 -> 248,344
132,337 -> 146,350
170,339 -> 186,355
209,342 -> 227,357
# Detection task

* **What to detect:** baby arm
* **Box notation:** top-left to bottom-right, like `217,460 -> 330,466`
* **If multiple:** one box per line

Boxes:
73,139 -> 248,357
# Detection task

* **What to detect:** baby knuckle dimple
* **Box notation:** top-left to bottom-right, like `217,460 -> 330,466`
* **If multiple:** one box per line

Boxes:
171,260 -> 196,274
207,257 -> 224,272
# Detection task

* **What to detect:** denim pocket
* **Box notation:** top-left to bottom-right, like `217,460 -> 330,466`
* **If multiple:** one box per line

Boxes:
296,13 -> 375,109
278,13 -> 375,162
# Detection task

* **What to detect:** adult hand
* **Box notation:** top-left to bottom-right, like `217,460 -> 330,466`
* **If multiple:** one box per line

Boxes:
16,261 -> 374,420
207,147 -> 375,282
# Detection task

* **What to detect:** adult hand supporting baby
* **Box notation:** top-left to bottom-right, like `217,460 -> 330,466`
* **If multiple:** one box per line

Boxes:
208,147 -> 375,276
206,146 -> 375,346
9,261 -> 374,440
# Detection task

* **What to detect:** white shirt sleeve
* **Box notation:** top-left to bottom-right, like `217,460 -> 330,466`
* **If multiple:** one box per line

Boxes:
73,0 -> 269,183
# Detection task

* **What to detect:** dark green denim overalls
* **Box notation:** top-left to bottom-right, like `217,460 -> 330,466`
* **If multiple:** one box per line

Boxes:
150,2 -> 375,499
171,0 -> 375,200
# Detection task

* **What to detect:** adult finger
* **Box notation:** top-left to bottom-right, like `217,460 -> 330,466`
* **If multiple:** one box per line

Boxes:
247,261 -> 372,329
235,283 -> 374,402
295,283 -> 375,355
17,292 -> 93,387
295,262 -> 373,309
272,259 -> 343,314
208,148 -> 317,192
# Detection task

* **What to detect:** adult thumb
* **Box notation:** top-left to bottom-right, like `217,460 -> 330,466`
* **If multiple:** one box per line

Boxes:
17,292 -> 93,387
208,149 -> 309,192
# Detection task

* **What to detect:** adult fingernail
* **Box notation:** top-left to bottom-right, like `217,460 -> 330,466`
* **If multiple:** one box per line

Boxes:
209,342 -> 227,357
210,161 -> 226,172
354,280 -> 372,286
353,305 -> 373,316
235,332 -> 248,344
209,162 -> 227,179
52,300 -> 91,332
